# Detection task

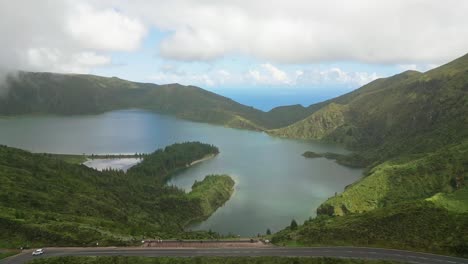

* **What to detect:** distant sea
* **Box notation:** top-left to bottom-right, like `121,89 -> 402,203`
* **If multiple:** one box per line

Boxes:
216,89 -> 352,111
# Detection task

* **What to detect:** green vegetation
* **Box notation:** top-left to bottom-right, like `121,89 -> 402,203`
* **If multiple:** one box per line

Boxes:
273,202 -> 468,256
188,175 -> 235,220
428,186 -> 468,213
27,256 -> 399,264
269,54 -> 468,164
290,219 -> 298,230
0,250 -> 20,260
0,72 -> 316,130
2,49 -> 468,258
40,154 -> 89,164
271,53 -> 468,257
0,142 -> 234,248
270,103 -> 349,142
317,140 -> 468,215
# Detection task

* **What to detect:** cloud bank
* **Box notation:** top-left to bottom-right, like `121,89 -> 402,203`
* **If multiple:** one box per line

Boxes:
150,63 -> 379,89
114,0 -> 468,64
1,0 -> 467,90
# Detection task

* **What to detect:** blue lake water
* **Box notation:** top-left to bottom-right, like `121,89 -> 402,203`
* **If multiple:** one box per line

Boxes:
0,109 -> 362,236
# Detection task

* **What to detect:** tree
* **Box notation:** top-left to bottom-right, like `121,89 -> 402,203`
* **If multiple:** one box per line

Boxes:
266,228 -> 271,235
290,219 -> 298,230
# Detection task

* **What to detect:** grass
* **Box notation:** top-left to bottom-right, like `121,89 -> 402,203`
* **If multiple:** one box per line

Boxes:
27,256 -> 401,264
273,201 -> 468,257
317,140 -> 468,216
427,187 -> 468,213
0,250 -> 20,260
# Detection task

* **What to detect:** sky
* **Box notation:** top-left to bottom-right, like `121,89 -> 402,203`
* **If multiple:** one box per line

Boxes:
1,0 -> 468,110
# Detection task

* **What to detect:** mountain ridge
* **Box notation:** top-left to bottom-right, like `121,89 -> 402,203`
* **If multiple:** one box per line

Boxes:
0,71 -> 314,130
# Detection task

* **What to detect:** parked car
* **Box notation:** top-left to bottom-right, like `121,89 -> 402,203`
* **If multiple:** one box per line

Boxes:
32,249 -> 44,256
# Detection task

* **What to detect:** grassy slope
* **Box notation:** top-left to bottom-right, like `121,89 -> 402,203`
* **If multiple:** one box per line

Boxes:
317,140 -> 468,215
271,53 -> 468,256
271,54 -> 468,214
272,202 -> 468,256
0,250 -> 20,260
428,186 -> 468,213
269,55 -> 468,163
269,103 -> 349,141
0,142 -> 234,248
0,72 -> 313,130
28,256 -> 399,264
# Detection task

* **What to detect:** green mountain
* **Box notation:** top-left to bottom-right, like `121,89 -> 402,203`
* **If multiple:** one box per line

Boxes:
271,53 -> 468,256
269,55 -> 468,162
274,53 -> 468,213
0,142 -> 234,248
0,72 -> 312,130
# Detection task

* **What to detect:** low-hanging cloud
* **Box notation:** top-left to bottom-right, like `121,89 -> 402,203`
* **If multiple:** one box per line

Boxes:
0,70 -> 19,98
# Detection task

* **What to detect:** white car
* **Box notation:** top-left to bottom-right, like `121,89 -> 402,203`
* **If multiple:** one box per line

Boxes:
32,249 -> 44,256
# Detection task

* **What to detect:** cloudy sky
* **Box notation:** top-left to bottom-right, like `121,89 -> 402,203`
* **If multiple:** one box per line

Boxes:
1,0 -> 468,109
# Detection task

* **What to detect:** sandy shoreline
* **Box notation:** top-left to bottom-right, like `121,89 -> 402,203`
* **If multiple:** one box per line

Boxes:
189,154 -> 217,166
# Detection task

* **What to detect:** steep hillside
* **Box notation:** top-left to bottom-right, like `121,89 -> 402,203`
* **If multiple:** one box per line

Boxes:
0,142 -> 234,248
269,54 -> 468,163
298,54 -> 468,216
272,201 -> 468,257
272,53 -> 468,256
317,140 -> 468,215
269,103 -> 349,141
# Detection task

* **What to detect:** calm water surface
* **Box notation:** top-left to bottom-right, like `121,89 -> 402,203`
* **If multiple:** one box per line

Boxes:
0,110 -> 362,236
83,158 -> 142,172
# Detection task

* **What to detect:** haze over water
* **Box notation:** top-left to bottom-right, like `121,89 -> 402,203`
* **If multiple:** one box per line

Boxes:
0,109 -> 362,236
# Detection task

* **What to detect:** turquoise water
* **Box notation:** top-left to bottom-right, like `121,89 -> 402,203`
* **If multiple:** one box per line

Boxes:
0,109 -> 362,236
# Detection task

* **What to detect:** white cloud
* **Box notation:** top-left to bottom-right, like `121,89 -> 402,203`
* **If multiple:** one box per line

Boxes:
149,67 -> 237,87
247,64 -> 291,85
297,68 -> 379,86
67,3 -> 146,52
397,64 -> 440,72
0,0 -> 146,74
1,0 -> 463,88
149,63 -> 379,88
26,48 -> 111,74
109,0 -> 468,64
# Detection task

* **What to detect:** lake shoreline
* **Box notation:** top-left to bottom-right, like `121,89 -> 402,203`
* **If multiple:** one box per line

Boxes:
0,109 -> 362,236
189,154 -> 217,167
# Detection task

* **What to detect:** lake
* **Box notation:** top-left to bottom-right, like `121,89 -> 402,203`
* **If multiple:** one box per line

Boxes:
0,109 -> 362,236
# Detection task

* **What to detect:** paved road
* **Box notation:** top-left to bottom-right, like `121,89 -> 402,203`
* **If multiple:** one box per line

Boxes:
2,247 -> 468,264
